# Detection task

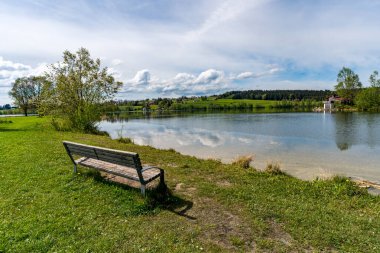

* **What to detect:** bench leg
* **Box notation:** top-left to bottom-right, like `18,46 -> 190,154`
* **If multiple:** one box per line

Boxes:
140,185 -> 146,196
160,170 -> 165,183
73,164 -> 77,174
159,170 -> 166,188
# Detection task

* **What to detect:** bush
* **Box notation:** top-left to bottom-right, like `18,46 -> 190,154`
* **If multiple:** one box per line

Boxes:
0,119 -> 12,124
265,162 -> 285,175
117,137 -> 133,144
232,155 -> 253,169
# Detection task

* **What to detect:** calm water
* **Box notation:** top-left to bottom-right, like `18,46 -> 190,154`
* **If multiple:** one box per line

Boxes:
99,112 -> 380,183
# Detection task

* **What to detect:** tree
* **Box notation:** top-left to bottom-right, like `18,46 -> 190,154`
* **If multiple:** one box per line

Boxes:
8,76 -> 45,116
335,67 -> 362,103
43,47 -> 122,132
369,71 -> 380,88
355,70 -> 380,111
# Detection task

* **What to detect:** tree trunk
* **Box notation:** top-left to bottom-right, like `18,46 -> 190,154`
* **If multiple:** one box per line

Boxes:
23,107 -> 28,116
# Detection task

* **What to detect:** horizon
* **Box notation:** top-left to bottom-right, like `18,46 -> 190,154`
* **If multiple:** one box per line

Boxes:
1,0 -> 380,104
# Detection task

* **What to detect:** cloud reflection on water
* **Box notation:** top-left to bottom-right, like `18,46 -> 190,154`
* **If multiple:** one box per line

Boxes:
99,113 -> 380,183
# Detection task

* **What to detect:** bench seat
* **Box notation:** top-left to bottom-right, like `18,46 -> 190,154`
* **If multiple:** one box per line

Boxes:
76,157 -> 162,183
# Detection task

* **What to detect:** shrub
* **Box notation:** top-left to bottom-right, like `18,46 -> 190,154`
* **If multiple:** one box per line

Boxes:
232,155 -> 253,169
0,119 -> 12,124
117,137 -> 133,144
265,162 -> 285,175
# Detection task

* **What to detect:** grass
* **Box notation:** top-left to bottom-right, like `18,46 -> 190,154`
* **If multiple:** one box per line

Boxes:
117,137 -> 134,144
1,117 -> 380,252
183,98 -> 277,107
232,155 -> 254,169
115,98 -> 320,113
265,162 -> 285,175
0,119 -> 12,124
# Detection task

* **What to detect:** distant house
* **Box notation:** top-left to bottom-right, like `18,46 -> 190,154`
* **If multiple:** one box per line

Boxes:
323,96 -> 343,111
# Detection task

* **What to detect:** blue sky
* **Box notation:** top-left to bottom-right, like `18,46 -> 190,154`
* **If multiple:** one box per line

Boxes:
1,0 -> 380,104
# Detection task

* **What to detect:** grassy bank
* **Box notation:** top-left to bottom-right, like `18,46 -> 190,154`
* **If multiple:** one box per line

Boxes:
117,98 -> 322,112
1,117 -> 379,252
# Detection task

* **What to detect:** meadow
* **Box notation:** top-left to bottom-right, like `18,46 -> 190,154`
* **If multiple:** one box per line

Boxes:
117,98 -> 322,113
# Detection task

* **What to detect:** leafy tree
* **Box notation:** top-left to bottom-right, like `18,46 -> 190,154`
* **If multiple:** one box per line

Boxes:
335,67 -> 362,103
356,70 -> 380,111
43,48 -> 122,132
8,76 -> 45,116
355,87 -> 380,111
369,71 -> 380,88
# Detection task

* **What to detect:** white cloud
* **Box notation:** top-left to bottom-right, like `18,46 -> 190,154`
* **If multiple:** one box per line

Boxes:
0,57 -> 48,88
235,68 -> 281,80
111,59 -> 123,66
131,69 -> 151,86
194,69 -> 224,84
0,57 -> 31,72
186,0 -> 270,40
121,67 -> 279,97
122,69 -> 228,96
0,57 -> 48,103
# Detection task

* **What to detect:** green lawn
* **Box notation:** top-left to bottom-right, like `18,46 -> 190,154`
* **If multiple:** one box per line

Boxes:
1,117 -> 379,252
183,99 -> 277,107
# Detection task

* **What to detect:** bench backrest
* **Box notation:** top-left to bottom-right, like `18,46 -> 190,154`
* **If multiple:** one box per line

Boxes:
63,141 -> 142,170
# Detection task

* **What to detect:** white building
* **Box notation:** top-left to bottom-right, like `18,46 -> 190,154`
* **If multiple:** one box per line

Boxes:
323,96 -> 342,111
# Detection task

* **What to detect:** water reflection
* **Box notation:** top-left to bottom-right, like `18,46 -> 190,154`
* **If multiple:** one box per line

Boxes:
99,112 -> 380,183
334,113 -> 356,151
100,121 -> 252,148
333,113 -> 380,151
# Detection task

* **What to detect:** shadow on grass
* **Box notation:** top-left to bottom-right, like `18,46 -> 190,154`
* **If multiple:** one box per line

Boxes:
86,170 -> 196,220
0,128 -> 25,132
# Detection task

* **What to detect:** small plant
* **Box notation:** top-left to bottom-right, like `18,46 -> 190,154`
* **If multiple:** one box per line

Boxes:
115,123 -> 131,143
265,162 -> 285,175
117,137 -> 133,144
0,119 -> 12,124
206,157 -> 222,163
51,117 -> 71,131
232,155 -> 253,169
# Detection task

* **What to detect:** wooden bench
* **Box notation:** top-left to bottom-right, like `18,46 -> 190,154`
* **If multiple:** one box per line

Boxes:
63,141 -> 165,196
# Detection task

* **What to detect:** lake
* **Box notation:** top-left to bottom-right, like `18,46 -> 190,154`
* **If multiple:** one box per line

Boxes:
99,112 -> 380,183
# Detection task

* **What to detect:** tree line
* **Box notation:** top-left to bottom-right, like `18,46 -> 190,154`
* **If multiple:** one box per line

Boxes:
0,104 -> 12,110
216,90 -> 333,101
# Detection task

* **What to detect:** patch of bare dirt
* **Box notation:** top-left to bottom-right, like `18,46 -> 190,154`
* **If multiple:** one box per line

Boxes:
190,197 -> 255,252
267,219 -> 294,247
100,172 -> 159,189
216,180 -> 233,188
171,184 -> 255,252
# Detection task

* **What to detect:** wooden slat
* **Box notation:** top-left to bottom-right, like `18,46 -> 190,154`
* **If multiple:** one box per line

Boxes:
94,149 -> 136,159
64,141 -> 138,156
68,148 -> 98,159
95,155 -> 137,168
95,150 -> 136,165
75,158 -> 161,182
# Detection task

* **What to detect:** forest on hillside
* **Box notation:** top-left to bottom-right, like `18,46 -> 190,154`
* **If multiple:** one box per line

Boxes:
217,90 -> 333,101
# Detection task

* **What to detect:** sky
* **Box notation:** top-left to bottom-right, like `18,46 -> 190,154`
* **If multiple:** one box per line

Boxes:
1,0 -> 380,104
